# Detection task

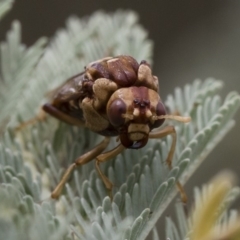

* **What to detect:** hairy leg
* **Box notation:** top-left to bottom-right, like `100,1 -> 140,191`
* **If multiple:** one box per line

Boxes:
149,126 -> 187,203
95,144 -> 125,196
51,137 -> 110,199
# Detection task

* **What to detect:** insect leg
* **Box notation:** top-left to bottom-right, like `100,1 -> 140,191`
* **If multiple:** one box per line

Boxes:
95,144 -> 125,193
149,126 -> 187,203
149,126 -> 176,167
43,103 -> 85,127
51,137 -> 110,199
15,108 -> 47,131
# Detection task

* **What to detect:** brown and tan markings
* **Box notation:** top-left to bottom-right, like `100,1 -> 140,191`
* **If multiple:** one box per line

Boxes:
18,55 -> 191,201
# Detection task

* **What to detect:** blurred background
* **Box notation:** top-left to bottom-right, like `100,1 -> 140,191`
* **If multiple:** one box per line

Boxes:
0,0 -> 239,238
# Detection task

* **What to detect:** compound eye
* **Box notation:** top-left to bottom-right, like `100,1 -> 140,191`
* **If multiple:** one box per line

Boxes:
152,101 -> 166,128
107,99 -> 127,127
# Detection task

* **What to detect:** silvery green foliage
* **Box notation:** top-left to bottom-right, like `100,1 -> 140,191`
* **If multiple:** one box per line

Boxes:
0,21 -> 47,127
0,2 -> 240,240
0,0 -> 13,20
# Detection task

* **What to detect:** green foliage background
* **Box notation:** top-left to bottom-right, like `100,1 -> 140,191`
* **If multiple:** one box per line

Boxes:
0,1 -> 239,239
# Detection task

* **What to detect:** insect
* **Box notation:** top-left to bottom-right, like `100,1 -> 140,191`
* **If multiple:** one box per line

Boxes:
42,55 -> 191,200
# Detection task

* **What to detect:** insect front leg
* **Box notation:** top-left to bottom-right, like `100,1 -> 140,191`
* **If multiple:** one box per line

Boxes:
95,144 -> 125,196
149,126 -> 187,203
150,126 -> 176,167
51,137 -> 110,199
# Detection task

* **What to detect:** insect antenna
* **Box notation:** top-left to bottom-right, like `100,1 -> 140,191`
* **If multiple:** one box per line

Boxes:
153,115 -> 191,123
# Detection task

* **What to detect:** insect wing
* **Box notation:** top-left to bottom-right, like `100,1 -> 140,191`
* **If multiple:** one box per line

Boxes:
46,72 -> 85,105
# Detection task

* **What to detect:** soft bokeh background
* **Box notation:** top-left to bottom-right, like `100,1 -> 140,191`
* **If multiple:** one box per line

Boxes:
0,0 -> 239,238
